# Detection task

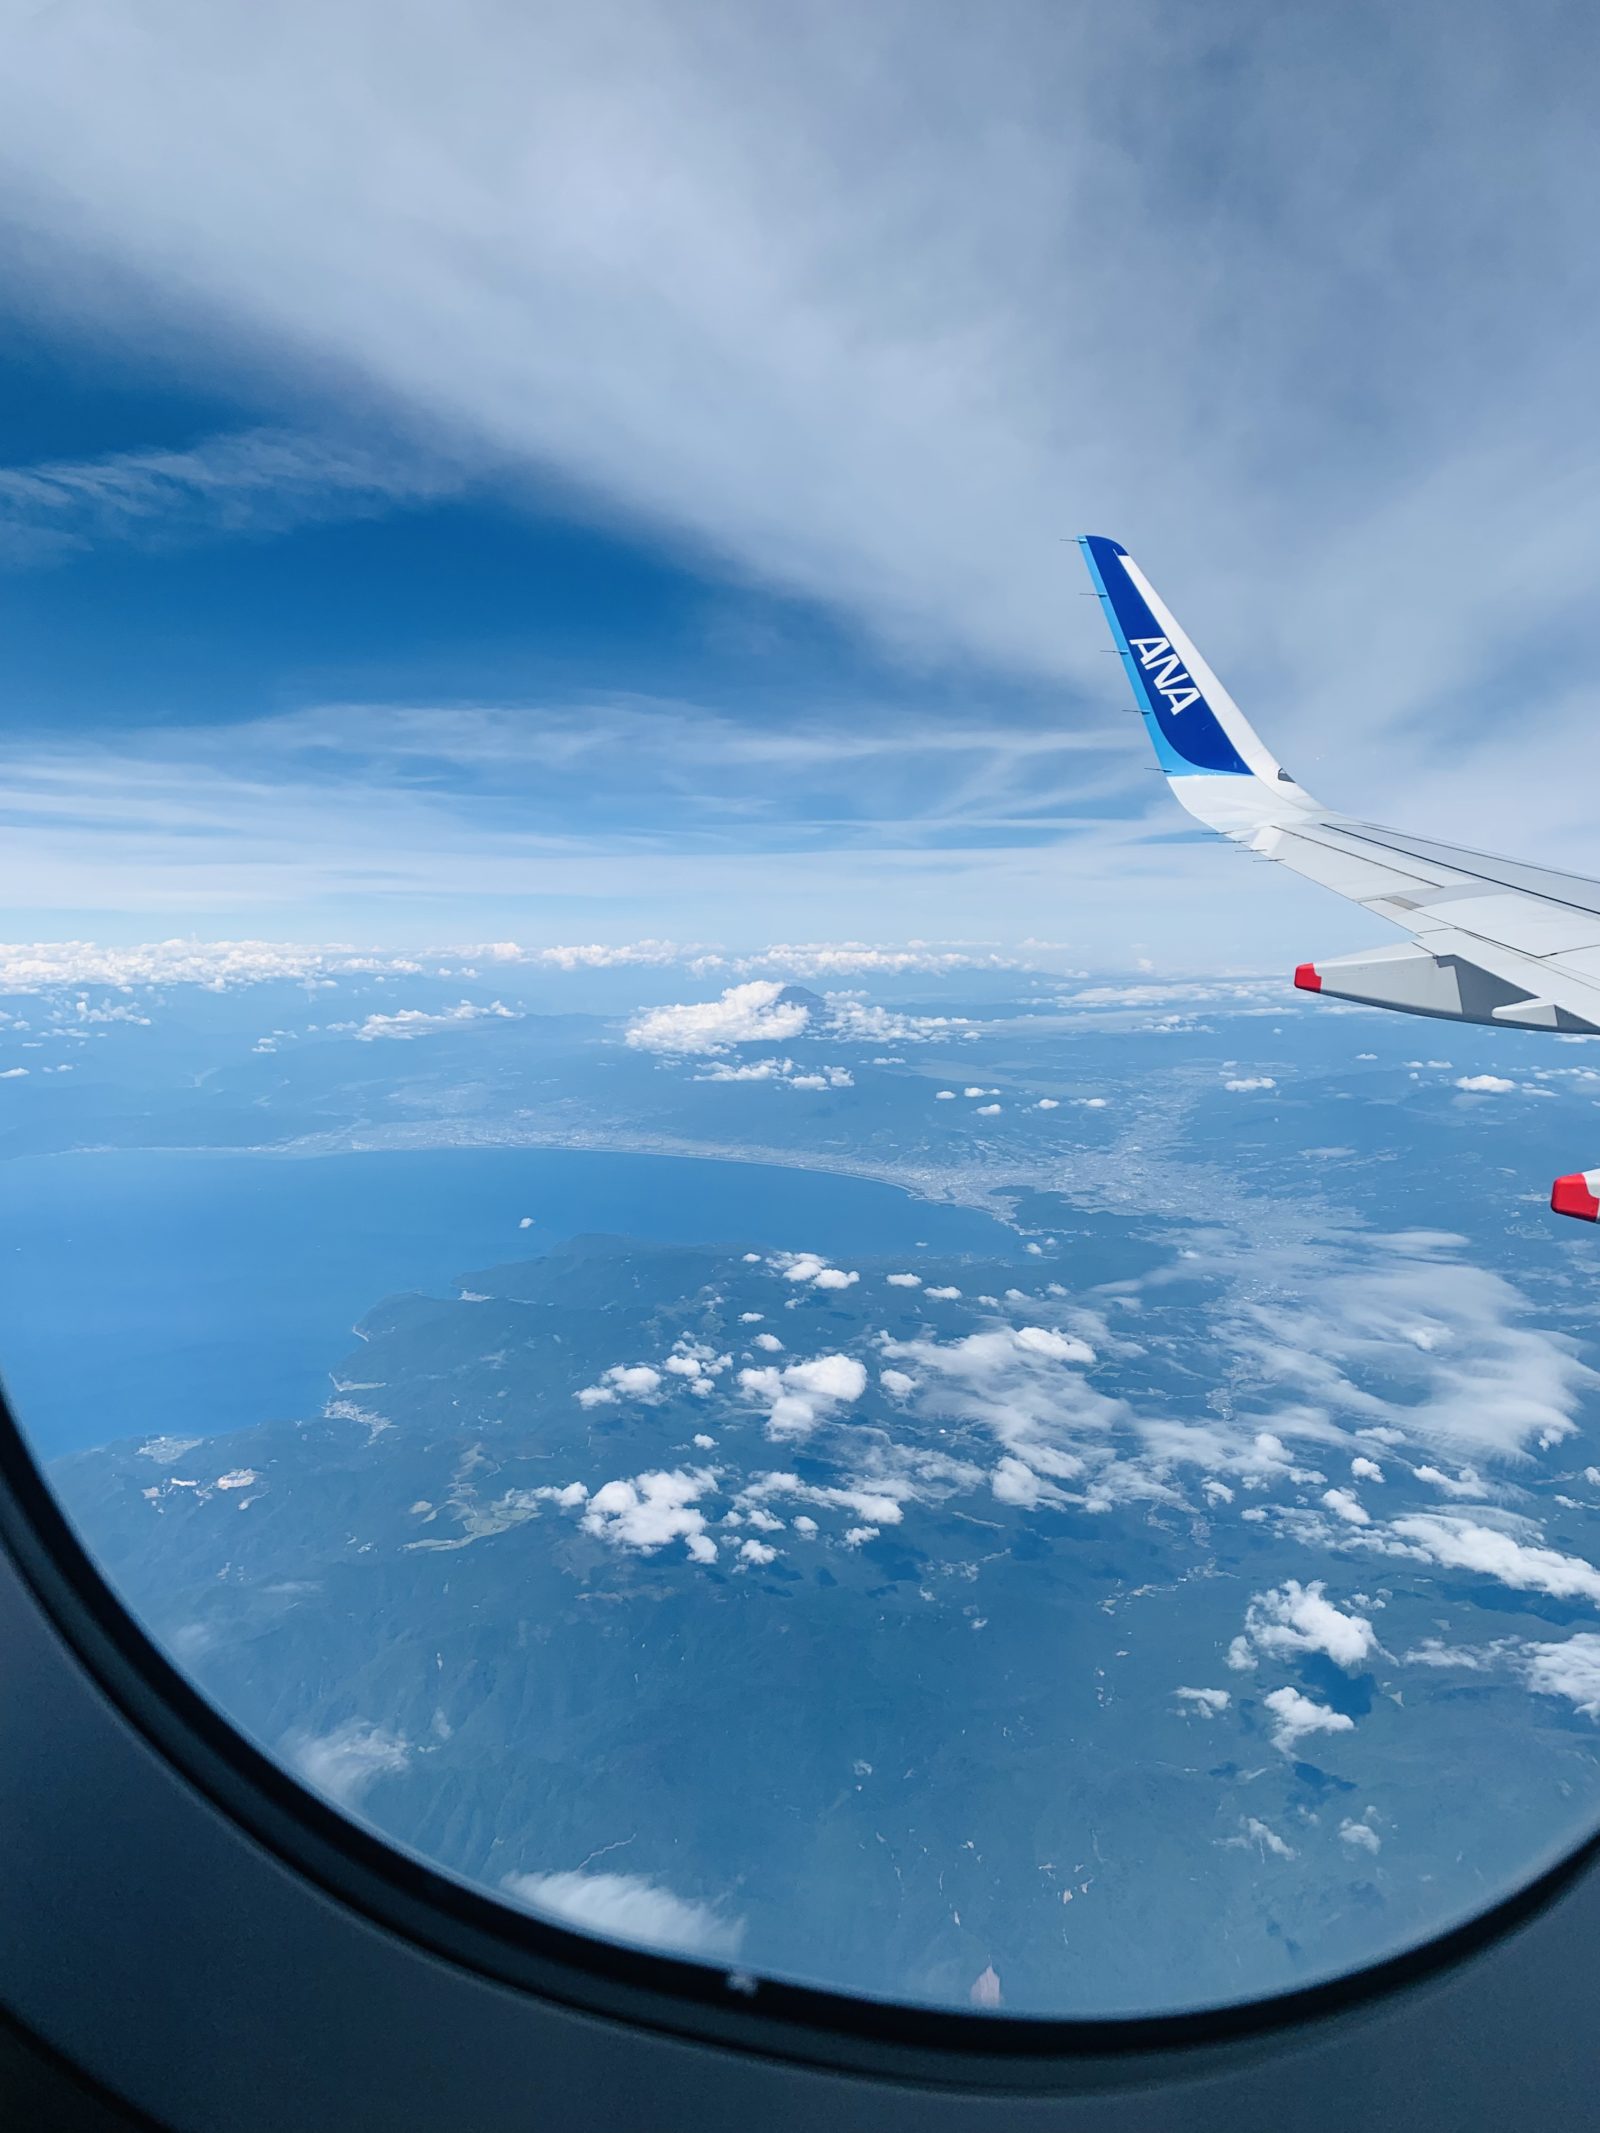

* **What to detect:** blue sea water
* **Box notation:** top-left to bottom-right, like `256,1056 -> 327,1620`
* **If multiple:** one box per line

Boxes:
0,1146 -> 1016,1459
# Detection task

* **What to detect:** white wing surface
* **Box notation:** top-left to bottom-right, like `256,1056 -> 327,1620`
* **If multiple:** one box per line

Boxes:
1079,535 -> 1600,1220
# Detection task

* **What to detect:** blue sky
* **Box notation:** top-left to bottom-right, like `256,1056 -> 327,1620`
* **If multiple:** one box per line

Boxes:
2,1 -> 1598,969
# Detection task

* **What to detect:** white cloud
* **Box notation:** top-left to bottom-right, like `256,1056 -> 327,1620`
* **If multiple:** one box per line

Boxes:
1389,1514 -> 1600,1604
0,426 -> 465,566
626,981 -> 811,1055
1351,1456 -> 1384,1483
991,1456 -> 1054,1508
822,997 -> 973,1044
694,1054 -> 853,1090
1013,1325 -> 1095,1364
1225,1816 -> 1296,1861
1227,1235 -> 1596,1462
885,1273 -> 921,1288
737,1352 -> 868,1439
1455,1074 -> 1515,1093
767,1251 -> 858,1290
576,1362 -> 663,1408
880,1319 -> 1139,1509
1413,1463 -> 1487,1498
1173,1687 -> 1231,1717
1339,1817 -> 1382,1854
974,1101 -> 1002,1116
531,940 -> 690,970
1321,1486 -> 1370,1526
1521,1634 -> 1600,1718
925,1286 -> 962,1300
286,1720 -> 411,1806
752,1332 -> 784,1352
738,1538 -> 777,1566
1263,1686 -> 1355,1756
935,1089 -> 956,1100
1223,1075 -> 1276,1092
502,1869 -> 743,1960
1035,1097 -> 1059,1109
1242,1581 -> 1377,1671
353,998 -> 518,1040
581,1467 -> 718,1560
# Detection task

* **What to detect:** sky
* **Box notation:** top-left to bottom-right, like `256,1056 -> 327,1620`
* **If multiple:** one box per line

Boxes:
2,0 -> 1599,968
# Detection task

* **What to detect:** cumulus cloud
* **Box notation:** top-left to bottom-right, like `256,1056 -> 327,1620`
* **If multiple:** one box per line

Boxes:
1173,1687 -> 1231,1717
1520,1634 -> 1600,1718
1340,1817 -> 1382,1854
626,981 -> 811,1055
1223,1075 -> 1276,1092
1321,1486 -> 1370,1525
352,999 -> 518,1040
531,940 -> 690,970
285,1719 -> 411,1806
1242,1581 -> 1377,1671
576,1363 -> 663,1408
823,998 -> 974,1044
1413,1463 -> 1487,1498
695,1055 -> 852,1089
885,1273 -> 921,1288
1455,1074 -> 1515,1093
1225,1817 -> 1296,1861
1389,1514 -> 1600,1603
581,1467 -> 718,1560
737,1352 -> 868,1439
502,1869 -> 743,1960
766,1251 -> 858,1290
1263,1685 -> 1355,1756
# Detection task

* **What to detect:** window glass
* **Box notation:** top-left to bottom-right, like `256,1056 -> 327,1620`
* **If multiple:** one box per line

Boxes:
4,0 -> 1600,2026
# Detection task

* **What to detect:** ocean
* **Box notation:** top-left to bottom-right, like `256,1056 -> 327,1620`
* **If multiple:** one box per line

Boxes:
0,1145 -> 1016,1459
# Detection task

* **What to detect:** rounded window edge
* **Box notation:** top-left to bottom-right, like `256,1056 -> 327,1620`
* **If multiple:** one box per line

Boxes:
1,1383 -> 1596,2098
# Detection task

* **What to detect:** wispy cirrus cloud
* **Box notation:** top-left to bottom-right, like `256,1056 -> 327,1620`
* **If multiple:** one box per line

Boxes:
0,427 -> 467,565
4,0 -> 1600,870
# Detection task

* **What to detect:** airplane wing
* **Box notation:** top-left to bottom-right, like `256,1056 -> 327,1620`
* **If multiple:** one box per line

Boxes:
1078,534 -> 1600,1221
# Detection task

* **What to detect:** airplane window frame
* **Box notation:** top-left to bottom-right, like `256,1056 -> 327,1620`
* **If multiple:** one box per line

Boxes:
2,1380 -> 1598,2100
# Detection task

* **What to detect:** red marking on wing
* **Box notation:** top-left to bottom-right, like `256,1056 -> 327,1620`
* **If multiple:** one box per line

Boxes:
1551,1173 -> 1600,1222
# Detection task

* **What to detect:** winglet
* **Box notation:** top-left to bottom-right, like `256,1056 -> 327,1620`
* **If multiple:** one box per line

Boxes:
1078,536 -> 1318,833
